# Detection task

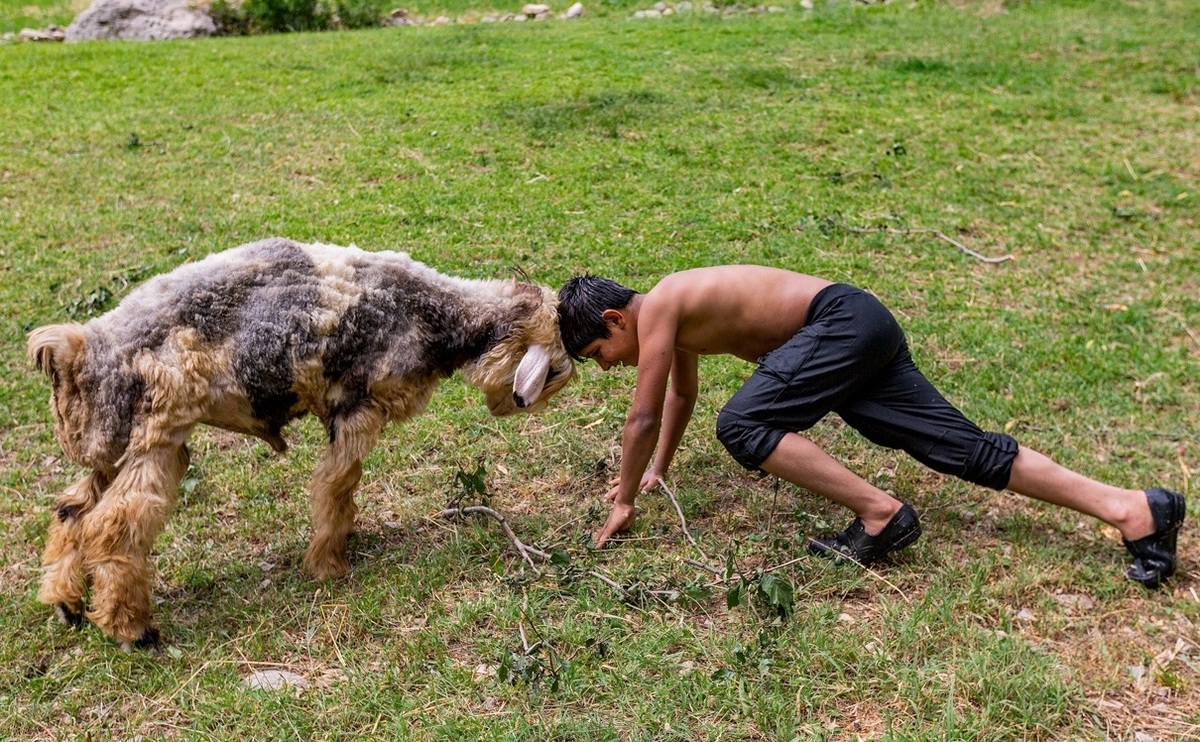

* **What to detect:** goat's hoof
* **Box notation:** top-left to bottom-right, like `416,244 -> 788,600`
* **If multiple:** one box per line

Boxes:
54,603 -> 84,629
305,552 -> 351,581
309,564 -> 350,581
124,629 -> 162,648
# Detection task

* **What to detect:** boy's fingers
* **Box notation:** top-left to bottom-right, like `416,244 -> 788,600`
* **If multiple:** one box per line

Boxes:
592,527 -> 610,548
593,505 -> 636,547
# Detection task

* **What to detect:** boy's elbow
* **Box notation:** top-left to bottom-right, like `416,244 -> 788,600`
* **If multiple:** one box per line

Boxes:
675,387 -> 699,405
625,411 -> 660,439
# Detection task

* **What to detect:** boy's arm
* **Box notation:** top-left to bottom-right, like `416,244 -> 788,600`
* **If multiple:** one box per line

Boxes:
605,349 -> 698,497
648,349 -> 699,481
593,298 -> 678,547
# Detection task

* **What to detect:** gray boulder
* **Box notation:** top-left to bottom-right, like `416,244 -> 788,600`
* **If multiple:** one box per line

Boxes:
66,0 -> 217,41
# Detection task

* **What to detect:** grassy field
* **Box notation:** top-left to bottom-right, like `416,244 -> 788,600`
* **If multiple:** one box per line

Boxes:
2,0 -> 1198,738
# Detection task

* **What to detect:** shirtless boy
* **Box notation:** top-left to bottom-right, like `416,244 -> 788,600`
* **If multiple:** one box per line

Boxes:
556,267 -> 1185,587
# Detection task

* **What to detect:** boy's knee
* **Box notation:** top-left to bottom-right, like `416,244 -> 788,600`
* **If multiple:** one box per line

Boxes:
716,408 -> 782,471
961,432 -> 1019,490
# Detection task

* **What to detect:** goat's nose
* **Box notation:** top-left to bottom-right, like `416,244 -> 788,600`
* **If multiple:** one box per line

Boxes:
513,391 -> 528,408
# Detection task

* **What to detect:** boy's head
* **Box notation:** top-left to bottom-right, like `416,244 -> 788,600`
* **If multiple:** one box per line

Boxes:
557,275 -> 637,361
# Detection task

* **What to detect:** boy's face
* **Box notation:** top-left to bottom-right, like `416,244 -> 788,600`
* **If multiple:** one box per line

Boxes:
577,309 -> 638,371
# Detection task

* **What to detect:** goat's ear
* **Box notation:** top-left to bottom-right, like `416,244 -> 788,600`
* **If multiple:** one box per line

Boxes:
513,344 -> 552,407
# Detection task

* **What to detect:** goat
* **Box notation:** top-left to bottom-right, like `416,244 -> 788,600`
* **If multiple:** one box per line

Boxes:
28,238 -> 576,649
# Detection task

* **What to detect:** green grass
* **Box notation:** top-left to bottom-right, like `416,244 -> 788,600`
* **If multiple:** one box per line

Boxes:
2,0 -> 1199,738
0,0 -> 81,32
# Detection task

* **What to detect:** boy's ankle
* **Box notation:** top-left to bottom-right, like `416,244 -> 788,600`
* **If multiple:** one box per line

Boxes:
860,501 -> 905,536
1116,489 -> 1155,541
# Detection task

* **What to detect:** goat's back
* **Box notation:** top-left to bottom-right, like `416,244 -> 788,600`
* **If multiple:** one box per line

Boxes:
29,239 -> 524,466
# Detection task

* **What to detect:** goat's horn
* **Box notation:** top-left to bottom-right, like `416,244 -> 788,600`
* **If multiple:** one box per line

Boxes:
512,344 -> 552,408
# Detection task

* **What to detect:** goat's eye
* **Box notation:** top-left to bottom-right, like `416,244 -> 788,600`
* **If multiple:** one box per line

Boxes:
546,367 -> 562,382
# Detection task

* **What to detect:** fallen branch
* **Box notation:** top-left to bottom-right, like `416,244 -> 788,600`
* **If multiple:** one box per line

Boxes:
439,506 -> 549,571
850,226 -> 1013,263
439,505 -> 632,601
440,501 -> 912,606
657,480 -> 713,565
683,557 -> 723,577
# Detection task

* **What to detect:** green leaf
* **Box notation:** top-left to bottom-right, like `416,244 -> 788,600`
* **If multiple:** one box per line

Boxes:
757,573 -> 795,618
725,583 -> 742,609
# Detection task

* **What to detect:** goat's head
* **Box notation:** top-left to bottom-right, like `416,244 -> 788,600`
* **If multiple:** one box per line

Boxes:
463,283 -> 576,416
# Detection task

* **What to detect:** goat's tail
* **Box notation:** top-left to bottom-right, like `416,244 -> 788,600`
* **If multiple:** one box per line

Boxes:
28,323 -> 105,467
28,323 -> 87,383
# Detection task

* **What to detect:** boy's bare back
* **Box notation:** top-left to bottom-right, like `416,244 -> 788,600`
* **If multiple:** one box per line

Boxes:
644,266 -> 833,362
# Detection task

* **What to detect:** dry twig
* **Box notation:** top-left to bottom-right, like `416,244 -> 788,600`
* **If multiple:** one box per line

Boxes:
439,505 -> 632,601
439,505 -> 549,571
657,480 -> 712,564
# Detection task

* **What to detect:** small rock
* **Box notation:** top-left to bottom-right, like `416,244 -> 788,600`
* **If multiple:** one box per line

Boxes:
563,2 -> 584,18
1016,608 -> 1035,621
387,8 -> 415,25
1051,593 -> 1095,611
243,669 -> 308,692
522,3 -> 551,16
19,28 -> 66,41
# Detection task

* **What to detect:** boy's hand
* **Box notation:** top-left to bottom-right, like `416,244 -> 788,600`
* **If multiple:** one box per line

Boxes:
604,468 -> 663,502
593,501 -> 637,548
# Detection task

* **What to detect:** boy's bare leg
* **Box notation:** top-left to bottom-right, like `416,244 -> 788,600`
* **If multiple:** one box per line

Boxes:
1005,446 -> 1155,540
760,432 -> 904,535
763,438 -> 1157,539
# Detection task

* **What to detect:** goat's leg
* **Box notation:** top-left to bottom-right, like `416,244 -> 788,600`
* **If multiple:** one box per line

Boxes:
80,444 -> 189,650
303,411 -> 385,580
39,469 -> 113,628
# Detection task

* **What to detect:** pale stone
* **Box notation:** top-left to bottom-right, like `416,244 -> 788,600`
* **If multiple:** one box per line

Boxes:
243,669 -> 309,692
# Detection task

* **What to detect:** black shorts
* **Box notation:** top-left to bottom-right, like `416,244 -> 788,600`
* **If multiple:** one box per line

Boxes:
715,284 -> 1018,490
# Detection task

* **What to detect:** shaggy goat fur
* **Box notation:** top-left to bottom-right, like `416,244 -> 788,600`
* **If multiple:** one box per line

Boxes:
28,238 -> 575,649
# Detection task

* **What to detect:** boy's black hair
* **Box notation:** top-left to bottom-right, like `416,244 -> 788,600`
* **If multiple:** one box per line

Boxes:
557,275 -> 637,361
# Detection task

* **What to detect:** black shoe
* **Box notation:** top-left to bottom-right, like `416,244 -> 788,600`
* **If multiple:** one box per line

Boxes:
1124,487 -> 1186,589
808,502 -> 922,566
